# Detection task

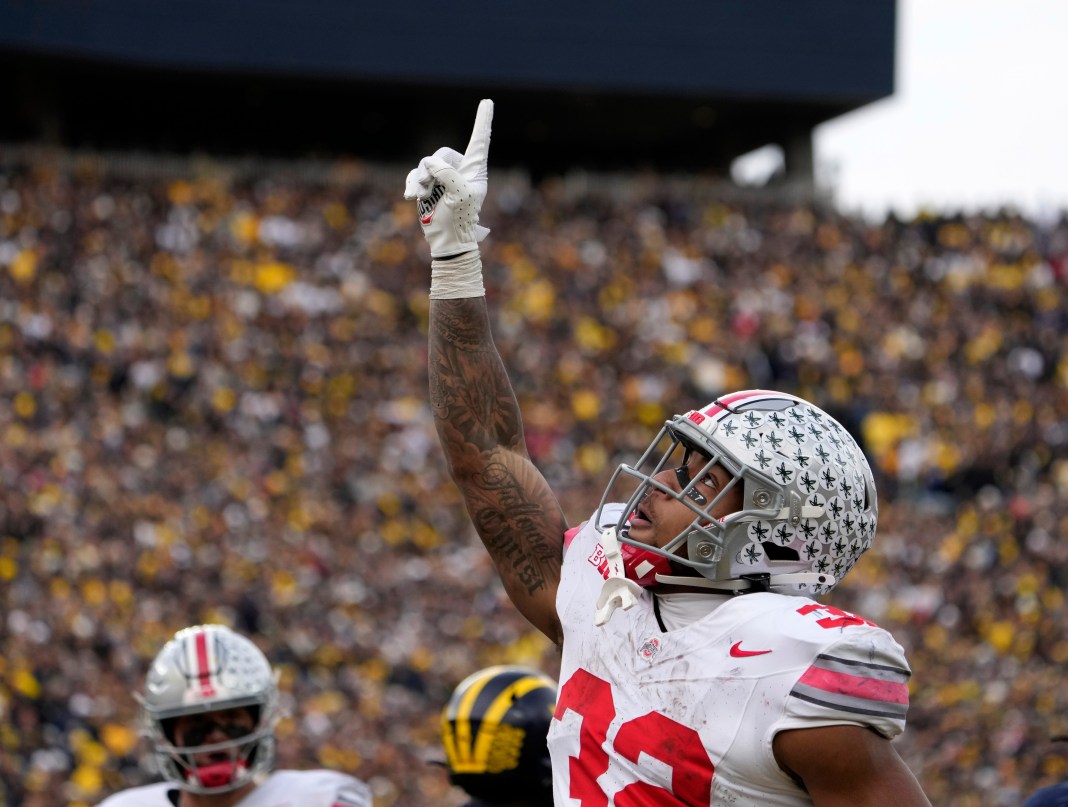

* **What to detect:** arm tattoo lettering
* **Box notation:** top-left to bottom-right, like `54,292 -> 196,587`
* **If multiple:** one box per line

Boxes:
471,462 -> 562,597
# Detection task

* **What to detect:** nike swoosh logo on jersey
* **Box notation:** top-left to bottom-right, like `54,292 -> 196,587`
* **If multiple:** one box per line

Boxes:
730,641 -> 772,657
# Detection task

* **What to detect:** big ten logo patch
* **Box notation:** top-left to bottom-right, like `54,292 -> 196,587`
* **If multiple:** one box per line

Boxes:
587,544 -> 610,580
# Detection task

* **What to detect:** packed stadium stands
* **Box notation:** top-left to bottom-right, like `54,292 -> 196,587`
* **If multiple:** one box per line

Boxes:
0,144 -> 1065,805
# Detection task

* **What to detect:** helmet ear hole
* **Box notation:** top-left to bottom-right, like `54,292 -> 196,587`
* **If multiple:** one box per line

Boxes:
762,542 -> 799,561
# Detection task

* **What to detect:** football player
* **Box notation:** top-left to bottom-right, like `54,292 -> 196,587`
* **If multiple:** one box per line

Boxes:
440,665 -> 555,807
405,100 -> 933,806
1020,736 -> 1068,807
95,624 -> 372,807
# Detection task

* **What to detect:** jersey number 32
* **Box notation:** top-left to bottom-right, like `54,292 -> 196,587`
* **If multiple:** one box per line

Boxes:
555,669 -> 715,806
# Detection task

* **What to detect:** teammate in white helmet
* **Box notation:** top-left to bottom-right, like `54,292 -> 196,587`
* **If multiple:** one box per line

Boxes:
405,100 -> 932,806
95,624 -> 372,807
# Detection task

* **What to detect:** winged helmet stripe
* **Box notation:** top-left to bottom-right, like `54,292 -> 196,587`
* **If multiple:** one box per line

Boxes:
193,628 -> 218,698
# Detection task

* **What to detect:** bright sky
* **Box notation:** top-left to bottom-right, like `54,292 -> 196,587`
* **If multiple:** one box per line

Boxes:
813,0 -> 1068,221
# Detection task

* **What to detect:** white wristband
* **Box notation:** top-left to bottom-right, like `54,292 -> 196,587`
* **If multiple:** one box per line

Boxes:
429,251 -> 485,299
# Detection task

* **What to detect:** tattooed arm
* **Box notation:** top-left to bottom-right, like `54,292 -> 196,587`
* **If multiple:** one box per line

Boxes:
429,295 -> 567,644
407,100 -> 566,642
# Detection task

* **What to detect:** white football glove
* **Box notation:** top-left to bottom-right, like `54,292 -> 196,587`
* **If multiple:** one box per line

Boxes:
404,99 -> 493,258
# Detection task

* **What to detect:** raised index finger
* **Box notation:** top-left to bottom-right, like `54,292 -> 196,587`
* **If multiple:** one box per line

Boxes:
460,99 -> 494,179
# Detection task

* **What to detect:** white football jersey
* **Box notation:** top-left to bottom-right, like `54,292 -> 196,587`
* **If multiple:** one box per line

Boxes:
95,769 -> 372,807
547,512 -> 912,807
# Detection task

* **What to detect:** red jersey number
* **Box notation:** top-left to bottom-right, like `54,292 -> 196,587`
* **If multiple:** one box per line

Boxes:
795,602 -> 878,630
555,669 -> 715,806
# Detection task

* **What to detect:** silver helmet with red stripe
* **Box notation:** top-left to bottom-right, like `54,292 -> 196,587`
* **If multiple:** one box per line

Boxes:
596,389 -> 878,597
138,624 -> 280,794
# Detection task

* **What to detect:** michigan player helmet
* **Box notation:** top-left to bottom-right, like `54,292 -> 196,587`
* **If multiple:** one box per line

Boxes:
441,665 -> 556,806
596,389 -> 878,597
138,624 -> 281,794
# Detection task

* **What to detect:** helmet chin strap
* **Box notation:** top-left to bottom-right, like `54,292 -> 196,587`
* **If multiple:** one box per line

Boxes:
654,571 -> 835,593
594,526 -> 644,627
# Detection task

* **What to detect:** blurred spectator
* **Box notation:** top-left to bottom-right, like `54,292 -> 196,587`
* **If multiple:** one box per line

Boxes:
0,146 -> 1066,805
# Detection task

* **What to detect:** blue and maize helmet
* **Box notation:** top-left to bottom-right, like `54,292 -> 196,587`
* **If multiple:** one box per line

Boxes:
441,665 -> 556,806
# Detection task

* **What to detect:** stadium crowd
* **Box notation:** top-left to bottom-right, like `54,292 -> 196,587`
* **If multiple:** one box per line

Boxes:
0,147 -> 1066,806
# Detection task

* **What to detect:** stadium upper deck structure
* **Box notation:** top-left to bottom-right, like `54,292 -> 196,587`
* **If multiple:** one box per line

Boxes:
0,0 -> 895,182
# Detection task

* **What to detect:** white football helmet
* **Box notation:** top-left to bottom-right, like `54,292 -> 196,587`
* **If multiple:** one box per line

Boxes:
138,624 -> 280,794
596,389 -> 878,597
